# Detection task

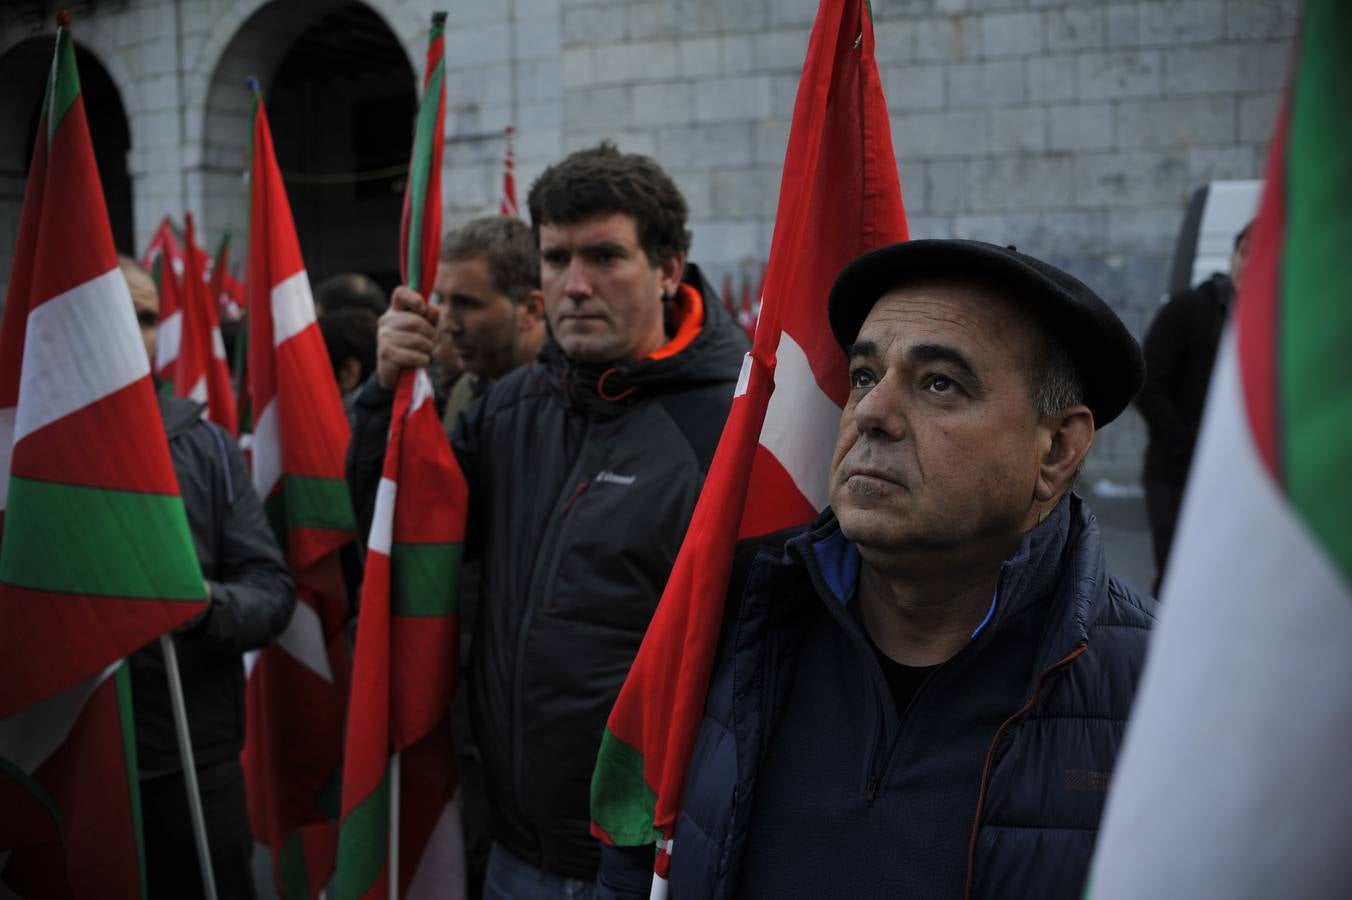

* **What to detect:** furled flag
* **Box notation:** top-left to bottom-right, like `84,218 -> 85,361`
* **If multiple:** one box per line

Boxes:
144,214 -> 246,313
210,227 -> 243,322
241,79 -> 359,900
336,13 -> 467,898
1088,6 -> 1352,897
152,243 -> 185,390
498,124 -> 518,218
589,0 -> 907,884
176,211 -> 239,434
0,12 -> 205,897
142,215 -> 184,286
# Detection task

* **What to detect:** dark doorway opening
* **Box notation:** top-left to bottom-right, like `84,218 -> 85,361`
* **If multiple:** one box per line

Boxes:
0,37 -> 134,257
267,3 -> 416,295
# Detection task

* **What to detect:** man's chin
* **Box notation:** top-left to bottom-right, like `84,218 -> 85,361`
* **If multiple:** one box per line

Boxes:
834,503 -> 915,548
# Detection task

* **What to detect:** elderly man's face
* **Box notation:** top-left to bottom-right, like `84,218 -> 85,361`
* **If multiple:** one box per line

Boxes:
829,281 -> 1048,558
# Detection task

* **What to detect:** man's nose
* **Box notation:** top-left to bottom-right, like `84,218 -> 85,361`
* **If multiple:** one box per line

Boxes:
563,258 -> 591,299
852,373 -> 907,441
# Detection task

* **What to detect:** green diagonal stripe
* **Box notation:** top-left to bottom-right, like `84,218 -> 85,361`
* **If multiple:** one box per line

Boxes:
334,771 -> 389,900
278,829 -> 312,900
590,728 -> 661,846
115,663 -> 149,900
405,60 -> 445,290
1282,0 -> 1352,584
391,541 -> 461,617
265,475 -> 356,543
0,477 -> 202,599
46,28 -> 81,139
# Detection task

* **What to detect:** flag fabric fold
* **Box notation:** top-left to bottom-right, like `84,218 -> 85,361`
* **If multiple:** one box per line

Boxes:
589,0 -> 907,880
143,215 -> 245,317
241,81 -> 358,900
1088,5 -> 1352,897
176,212 -> 238,434
0,14 -> 205,897
336,13 -> 467,898
152,242 -> 185,391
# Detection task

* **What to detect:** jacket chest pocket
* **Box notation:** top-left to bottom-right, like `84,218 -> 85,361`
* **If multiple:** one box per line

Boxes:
540,455 -> 700,630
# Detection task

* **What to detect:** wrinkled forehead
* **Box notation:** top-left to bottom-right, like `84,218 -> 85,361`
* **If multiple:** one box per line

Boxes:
855,277 -> 1047,366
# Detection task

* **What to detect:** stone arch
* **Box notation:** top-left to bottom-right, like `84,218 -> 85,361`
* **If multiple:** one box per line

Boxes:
193,0 -> 425,288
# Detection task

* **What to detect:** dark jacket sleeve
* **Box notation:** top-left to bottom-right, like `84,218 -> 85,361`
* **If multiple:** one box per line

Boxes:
346,374 -> 397,544
1135,295 -> 1195,458
193,426 -> 295,653
449,387 -> 486,558
596,844 -> 658,900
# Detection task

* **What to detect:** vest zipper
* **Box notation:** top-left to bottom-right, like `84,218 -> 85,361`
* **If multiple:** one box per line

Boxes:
962,641 -> 1088,900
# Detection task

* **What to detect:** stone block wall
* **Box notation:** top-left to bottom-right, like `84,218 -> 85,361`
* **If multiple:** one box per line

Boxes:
0,0 -> 1301,483
524,0 -> 1297,482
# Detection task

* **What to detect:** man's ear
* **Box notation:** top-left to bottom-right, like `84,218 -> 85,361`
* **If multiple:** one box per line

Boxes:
518,289 -> 545,332
1034,405 -> 1094,502
658,252 -> 687,297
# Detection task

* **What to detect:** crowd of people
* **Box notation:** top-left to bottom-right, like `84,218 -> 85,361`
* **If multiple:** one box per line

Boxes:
121,139 -> 1247,900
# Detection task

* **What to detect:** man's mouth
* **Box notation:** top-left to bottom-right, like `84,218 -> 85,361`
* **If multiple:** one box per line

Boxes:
845,466 -> 904,489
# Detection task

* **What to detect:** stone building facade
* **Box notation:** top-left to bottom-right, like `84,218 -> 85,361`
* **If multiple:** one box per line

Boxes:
0,0 -> 1299,482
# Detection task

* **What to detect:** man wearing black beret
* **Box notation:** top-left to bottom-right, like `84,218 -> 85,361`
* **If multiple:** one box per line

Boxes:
598,241 -> 1159,900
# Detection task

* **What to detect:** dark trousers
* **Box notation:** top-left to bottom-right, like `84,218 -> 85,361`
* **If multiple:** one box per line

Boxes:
140,759 -> 257,900
1144,475 -> 1186,595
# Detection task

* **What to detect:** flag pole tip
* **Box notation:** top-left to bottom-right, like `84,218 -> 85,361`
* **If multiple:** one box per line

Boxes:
432,11 -> 447,26
506,125 -> 515,136
245,76 -> 260,94
56,9 -> 71,28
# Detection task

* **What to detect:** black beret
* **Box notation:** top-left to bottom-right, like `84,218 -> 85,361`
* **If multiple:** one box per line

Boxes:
827,239 -> 1145,427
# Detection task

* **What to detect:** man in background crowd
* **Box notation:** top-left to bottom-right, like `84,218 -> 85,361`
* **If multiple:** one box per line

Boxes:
349,143 -> 748,899
429,215 -> 546,427
122,256 -> 296,900
1137,222 -> 1251,591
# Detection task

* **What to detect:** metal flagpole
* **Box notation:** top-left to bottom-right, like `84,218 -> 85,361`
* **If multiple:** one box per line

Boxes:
389,751 -> 401,898
161,634 -> 220,900
649,839 -> 671,900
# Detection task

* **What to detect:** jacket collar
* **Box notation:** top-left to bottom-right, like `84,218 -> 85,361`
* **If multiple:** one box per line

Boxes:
780,493 -> 1101,665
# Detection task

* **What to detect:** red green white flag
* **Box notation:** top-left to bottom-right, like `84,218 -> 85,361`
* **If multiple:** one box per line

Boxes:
0,13 -> 205,896
175,211 -> 238,435
498,125 -> 518,218
589,0 -> 908,882
335,14 -> 467,898
143,215 -> 245,317
209,228 -> 243,322
152,240 -> 185,389
1089,5 -> 1352,896
241,81 -> 358,900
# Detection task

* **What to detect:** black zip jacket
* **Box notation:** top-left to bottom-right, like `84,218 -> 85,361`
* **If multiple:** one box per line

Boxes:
1137,273 -> 1232,483
347,264 -> 748,880
598,494 -> 1157,899
130,394 -> 296,777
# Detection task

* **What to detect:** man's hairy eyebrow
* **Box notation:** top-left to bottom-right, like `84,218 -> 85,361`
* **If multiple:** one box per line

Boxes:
845,340 -> 879,360
908,343 -> 980,382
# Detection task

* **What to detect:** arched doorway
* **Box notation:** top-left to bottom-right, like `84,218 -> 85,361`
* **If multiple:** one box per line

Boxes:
200,1 -> 416,295
0,37 -> 133,300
